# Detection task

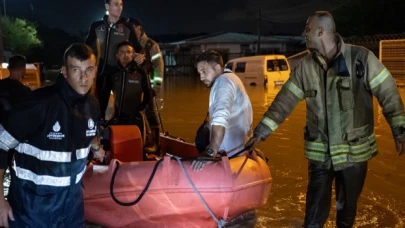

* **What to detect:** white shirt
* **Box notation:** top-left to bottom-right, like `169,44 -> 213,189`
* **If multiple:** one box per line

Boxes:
209,69 -> 253,157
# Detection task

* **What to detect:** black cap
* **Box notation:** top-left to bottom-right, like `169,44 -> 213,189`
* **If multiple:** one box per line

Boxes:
128,17 -> 142,27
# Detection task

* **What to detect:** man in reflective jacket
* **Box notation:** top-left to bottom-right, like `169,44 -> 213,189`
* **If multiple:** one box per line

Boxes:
0,43 -> 104,227
246,11 -> 405,227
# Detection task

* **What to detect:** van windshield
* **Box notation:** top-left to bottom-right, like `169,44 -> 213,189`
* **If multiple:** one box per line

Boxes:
267,59 -> 289,72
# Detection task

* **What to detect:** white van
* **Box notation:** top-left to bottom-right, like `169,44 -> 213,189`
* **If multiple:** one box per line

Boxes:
225,55 -> 291,86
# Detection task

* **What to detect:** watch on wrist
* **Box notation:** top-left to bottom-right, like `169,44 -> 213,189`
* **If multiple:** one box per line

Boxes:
206,149 -> 214,156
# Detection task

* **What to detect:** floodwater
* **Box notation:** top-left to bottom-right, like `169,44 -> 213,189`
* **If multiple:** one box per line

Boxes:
4,75 -> 405,227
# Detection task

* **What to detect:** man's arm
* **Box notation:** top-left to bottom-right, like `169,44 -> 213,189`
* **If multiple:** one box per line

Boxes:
150,43 -> 164,86
84,22 -> 97,47
208,125 -> 225,154
140,72 -> 151,111
364,51 -> 405,154
0,169 -> 14,227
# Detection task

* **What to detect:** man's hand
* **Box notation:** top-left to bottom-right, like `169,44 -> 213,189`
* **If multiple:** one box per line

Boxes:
191,149 -> 216,172
245,136 -> 261,152
92,147 -> 106,163
0,198 -> 14,228
134,54 -> 145,65
395,133 -> 405,156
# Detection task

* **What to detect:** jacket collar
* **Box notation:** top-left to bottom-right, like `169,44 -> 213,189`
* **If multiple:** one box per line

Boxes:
56,74 -> 88,105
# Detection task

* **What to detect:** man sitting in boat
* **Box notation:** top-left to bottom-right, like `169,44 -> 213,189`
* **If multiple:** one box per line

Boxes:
191,50 -> 253,171
108,41 -> 151,142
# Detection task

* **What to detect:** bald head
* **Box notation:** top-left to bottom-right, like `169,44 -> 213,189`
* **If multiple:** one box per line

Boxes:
310,11 -> 336,33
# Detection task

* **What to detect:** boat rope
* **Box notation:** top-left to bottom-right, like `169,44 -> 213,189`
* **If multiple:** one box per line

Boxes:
109,159 -> 163,206
174,156 -> 227,228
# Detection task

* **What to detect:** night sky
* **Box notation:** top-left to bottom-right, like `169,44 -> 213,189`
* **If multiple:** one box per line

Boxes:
3,0 -> 334,36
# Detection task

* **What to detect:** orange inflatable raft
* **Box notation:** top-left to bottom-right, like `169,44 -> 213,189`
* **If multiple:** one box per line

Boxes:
83,125 -> 272,228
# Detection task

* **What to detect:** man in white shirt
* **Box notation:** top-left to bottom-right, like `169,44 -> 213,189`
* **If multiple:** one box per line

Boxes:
191,50 -> 253,171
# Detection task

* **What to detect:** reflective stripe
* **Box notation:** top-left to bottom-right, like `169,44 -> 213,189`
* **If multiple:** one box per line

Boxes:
76,146 -> 91,160
14,166 -> 71,187
75,166 -> 87,184
151,53 -> 162,61
0,124 -> 19,150
305,141 -> 328,152
286,81 -> 304,100
154,77 -> 163,83
370,68 -> 389,89
389,115 -> 405,127
15,143 -> 90,162
261,117 -> 278,131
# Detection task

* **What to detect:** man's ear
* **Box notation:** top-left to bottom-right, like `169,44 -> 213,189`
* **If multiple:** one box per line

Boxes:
61,66 -> 68,79
215,63 -> 222,73
318,27 -> 323,37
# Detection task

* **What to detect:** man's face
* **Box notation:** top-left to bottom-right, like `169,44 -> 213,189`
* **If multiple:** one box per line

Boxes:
134,25 -> 142,38
62,55 -> 97,95
106,0 -> 123,18
197,61 -> 219,88
117,45 -> 134,67
302,16 -> 321,51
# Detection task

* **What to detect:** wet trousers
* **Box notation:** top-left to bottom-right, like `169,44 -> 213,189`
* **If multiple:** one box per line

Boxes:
303,161 -> 368,228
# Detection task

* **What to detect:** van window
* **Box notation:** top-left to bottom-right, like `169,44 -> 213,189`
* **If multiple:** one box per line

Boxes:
267,59 -> 289,72
225,62 -> 233,71
235,62 -> 246,73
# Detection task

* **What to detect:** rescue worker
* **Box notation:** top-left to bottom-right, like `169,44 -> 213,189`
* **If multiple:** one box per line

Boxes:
245,11 -> 405,227
84,0 -> 142,123
0,43 -> 104,227
191,50 -> 253,172
0,55 -> 31,123
109,41 -> 151,142
128,18 -> 164,153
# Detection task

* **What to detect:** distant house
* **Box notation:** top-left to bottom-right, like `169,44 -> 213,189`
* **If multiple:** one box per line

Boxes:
159,32 -> 306,76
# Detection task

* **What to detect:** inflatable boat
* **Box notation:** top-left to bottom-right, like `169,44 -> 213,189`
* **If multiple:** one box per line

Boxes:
83,125 -> 272,228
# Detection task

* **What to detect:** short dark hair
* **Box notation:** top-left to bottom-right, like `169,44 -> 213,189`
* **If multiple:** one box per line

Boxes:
195,50 -> 224,68
310,11 -> 336,33
116,41 -> 134,52
63,43 -> 96,66
8,55 -> 26,71
105,0 -> 110,4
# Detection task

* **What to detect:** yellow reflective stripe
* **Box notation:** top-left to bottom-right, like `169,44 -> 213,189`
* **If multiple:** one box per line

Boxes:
261,117 -> 278,131
304,141 -> 328,152
304,151 -> 327,161
389,116 -> 405,127
370,68 -> 390,89
330,134 -> 376,155
286,81 -> 304,100
331,154 -> 349,165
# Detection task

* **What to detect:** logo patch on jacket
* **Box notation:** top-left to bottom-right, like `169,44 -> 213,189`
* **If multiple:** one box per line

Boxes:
86,118 -> 97,137
47,121 -> 65,140
128,73 -> 140,84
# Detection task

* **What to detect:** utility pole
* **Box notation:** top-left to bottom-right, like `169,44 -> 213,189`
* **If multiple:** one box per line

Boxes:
0,0 -> 4,63
257,3 -> 261,55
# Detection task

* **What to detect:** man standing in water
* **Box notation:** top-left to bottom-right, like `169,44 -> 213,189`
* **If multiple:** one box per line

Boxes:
246,11 -> 405,227
85,0 -> 142,122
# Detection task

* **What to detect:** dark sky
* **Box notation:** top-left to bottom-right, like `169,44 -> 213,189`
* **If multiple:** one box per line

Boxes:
4,0 -> 335,36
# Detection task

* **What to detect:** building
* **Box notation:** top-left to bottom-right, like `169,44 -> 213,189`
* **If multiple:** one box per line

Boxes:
159,32 -> 306,76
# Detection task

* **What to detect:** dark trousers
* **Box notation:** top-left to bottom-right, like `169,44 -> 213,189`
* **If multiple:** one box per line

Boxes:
96,72 -> 114,119
304,161 -> 368,228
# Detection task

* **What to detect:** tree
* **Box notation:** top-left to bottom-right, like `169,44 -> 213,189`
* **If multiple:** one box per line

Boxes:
0,22 -> 4,62
0,16 -> 42,55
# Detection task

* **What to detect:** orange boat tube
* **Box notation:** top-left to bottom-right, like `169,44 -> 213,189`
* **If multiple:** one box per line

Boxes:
83,151 -> 272,228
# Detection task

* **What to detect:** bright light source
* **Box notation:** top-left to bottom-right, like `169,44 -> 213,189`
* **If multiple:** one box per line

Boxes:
2,63 -> 8,68
106,10 -> 109,15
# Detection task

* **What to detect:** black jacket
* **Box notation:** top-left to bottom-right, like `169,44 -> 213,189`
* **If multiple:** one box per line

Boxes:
0,74 -> 99,226
85,15 -> 141,76
112,61 -> 151,117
